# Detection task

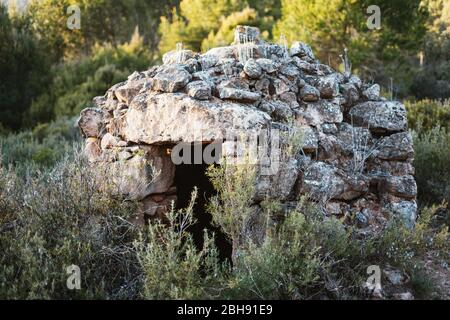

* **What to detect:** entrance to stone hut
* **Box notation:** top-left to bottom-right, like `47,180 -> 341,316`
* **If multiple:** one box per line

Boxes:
174,142 -> 232,263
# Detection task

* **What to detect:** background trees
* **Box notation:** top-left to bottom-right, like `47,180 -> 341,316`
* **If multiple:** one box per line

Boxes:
0,0 -> 448,131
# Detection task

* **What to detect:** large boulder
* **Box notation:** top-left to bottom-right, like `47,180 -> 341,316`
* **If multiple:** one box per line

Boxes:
122,93 -> 270,144
349,101 -> 408,133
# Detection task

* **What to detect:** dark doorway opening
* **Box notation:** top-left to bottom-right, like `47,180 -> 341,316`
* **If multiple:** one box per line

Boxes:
174,143 -> 232,263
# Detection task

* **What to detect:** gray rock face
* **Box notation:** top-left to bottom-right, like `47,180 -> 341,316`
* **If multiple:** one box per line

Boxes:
279,62 -> 301,78
256,58 -> 278,73
315,74 -> 342,98
340,83 -> 359,107
362,84 -> 381,100
300,84 -> 320,102
376,132 -> 414,160
107,147 -> 174,200
301,162 -> 368,201
79,25 -> 417,232
151,65 -> 192,92
349,101 -> 408,133
234,25 -> 262,44
122,93 -> 270,145
380,175 -> 417,199
297,101 -> 343,126
290,41 -> 315,61
255,158 -> 299,201
163,49 -> 197,65
387,200 -> 418,229
270,100 -> 293,121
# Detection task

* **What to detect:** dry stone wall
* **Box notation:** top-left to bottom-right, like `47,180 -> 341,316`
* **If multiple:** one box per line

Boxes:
78,25 -> 417,232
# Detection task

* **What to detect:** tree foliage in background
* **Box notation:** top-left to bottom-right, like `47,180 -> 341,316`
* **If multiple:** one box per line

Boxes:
1,0 -> 450,131
159,0 -> 248,53
411,0 -> 450,99
27,0 -> 177,61
0,5 -> 51,131
0,0 -> 176,131
27,28 -> 152,125
274,0 -> 428,96
158,0 -> 282,53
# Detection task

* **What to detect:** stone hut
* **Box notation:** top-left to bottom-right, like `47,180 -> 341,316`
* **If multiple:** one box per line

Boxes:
78,26 -> 417,239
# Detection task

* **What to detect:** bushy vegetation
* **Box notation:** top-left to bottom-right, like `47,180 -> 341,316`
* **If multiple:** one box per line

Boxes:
0,150 -> 141,299
404,99 -> 450,206
412,126 -> 450,205
0,117 -> 80,174
406,99 -> 450,130
137,188 -> 226,300
0,146 -> 447,300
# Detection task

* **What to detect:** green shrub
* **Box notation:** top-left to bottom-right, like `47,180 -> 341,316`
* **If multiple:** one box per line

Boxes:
0,135 -> 447,300
207,159 -> 257,260
0,150 -> 141,299
0,117 -> 80,174
205,157 -> 449,299
405,99 -> 450,131
412,126 -> 450,205
137,188 -> 227,300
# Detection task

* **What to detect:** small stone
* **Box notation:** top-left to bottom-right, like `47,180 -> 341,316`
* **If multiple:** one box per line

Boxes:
315,74 -> 342,99
356,211 -> 369,228
393,292 -> 414,300
271,100 -> 293,122
243,58 -> 263,79
279,92 -> 299,110
279,62 -> 300,78
380,175 -> 417,199
256,58 -> 278,73
162,49 -> 197,65
151,65 -> 192,92
386,200 -> 417,229
348,75 -> 362,89
198,54 -> 219,70
300,84 -> 320,102
84,138 -> 101,163
299,125 -> 318,151
101,133 -> 119,150
376,132 -> 414,161
384,269 -> 404,285
233,25 -> 262,44
297,101 -> 343,126
117,140 -> 128,147
321,123 -> 338,134
258,101 -> 275,114
340,83 -> 359,107
362,84 -> 381,100
219,87 -> 261,102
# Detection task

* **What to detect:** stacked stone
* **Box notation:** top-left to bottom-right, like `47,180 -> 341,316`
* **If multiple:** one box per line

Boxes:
78,25 -> 417,231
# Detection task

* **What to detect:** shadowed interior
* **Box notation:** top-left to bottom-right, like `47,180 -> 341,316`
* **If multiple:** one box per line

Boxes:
174,143 -> 232,263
